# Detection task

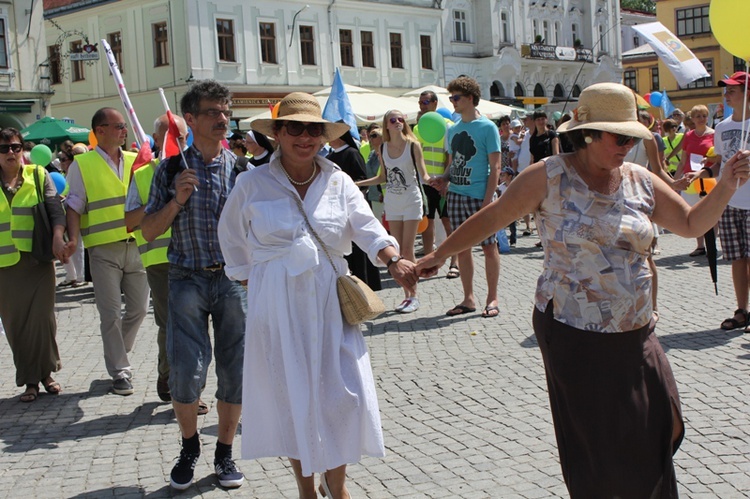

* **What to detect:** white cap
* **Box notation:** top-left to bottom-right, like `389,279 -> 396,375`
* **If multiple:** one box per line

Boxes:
510,119 -> 522,128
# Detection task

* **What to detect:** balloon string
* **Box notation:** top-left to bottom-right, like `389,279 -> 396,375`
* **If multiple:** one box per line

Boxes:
738,60 -> 749,190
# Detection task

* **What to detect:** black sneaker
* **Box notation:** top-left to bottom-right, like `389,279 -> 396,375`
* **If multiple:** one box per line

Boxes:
170,449 -> 200,490
112,378 -> 134,396
214,456 -> 244,488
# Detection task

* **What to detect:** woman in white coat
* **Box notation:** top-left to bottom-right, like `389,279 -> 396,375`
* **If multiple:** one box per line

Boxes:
218,92 -> 417,499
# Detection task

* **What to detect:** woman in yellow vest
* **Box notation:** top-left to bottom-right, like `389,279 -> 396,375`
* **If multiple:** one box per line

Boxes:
0,128 -> 67,402
662,118 -> 684,176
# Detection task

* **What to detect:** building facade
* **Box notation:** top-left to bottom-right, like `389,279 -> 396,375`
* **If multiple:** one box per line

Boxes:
43,0 -> 623,131
0,0 -> 52,130
622,0 -> 739,121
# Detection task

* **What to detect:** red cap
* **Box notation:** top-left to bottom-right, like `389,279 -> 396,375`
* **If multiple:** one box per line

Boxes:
719,71 -> 750,87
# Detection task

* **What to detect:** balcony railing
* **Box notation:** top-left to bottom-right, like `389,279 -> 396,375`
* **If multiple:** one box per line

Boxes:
521,43 -> 594,63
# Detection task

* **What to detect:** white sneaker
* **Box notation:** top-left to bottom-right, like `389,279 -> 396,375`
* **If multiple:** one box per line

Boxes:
395,299 -> 410,312
400,297 -> 420,313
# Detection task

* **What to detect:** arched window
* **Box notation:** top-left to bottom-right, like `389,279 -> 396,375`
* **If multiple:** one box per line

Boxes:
534,83 -> 545,97
572,85 -> 582,97
514,82 -> 525,97
554,84 -> 565,99
491,81 -> 505,98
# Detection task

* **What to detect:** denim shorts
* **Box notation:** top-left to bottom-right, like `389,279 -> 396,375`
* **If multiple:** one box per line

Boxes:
167,265 -> 247,405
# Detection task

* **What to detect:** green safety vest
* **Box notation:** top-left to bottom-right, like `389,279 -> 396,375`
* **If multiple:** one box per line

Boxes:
663,133 -> 683,173
0,166 -> 45,267
132,162 -> 170,267
77,150 -> 135,247
413,118 -> 453,176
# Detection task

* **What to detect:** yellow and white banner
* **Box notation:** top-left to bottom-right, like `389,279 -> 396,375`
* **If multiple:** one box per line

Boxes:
632,22 -> 710,88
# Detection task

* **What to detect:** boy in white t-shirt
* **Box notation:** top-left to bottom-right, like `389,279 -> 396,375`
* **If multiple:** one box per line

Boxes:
696,72 -> 750,331
508,119 -> 523,171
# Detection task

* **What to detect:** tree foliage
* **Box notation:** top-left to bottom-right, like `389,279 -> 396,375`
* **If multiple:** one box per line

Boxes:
621,0 -> 656,14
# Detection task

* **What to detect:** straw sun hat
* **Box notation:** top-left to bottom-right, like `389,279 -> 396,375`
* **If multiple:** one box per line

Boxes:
556,82 -> 652,140
251,92 -> 351,141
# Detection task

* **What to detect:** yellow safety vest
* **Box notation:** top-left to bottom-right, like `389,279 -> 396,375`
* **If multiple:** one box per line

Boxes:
663,133 -> 683,173
413,118 -> 453,176
77,150 -> 135,247
132,162 -> 170,267
0,166 -> 45,267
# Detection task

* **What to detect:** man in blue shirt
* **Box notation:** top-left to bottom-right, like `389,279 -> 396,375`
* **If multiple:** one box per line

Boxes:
431,76 -> 502,318
142,80 -> 247,491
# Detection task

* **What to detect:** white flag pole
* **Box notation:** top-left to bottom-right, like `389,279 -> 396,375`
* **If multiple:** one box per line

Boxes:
101,39 -> 149,147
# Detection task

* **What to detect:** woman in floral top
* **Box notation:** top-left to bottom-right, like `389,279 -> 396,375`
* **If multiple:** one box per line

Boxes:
417,83 -> 750,498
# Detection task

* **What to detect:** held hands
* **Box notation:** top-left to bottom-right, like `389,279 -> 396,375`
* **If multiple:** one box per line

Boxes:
53,235 -> 68,264
428,176 -> 448,193
388,259 -> 419,295
416,251 -> 446,278
719,150 -> 750,190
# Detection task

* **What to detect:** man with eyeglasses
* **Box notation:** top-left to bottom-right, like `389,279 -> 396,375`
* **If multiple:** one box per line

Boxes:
141,80 -> 247,491
63,107 -> 150,396
671,108 -> 686,133
429,76 -> 502,318
414,91 -> 459,276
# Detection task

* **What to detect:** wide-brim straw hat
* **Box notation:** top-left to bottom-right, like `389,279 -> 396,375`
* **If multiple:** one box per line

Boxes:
556,82 -> 652,140
251,92 -> 351,141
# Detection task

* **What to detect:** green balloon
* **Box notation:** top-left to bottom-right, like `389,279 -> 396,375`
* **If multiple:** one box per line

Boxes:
552,111 -> 563,121
30,144 -> 53,166
417,111 -> 447,143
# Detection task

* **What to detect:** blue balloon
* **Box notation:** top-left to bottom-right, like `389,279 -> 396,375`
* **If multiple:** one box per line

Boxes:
436,107 -> 453,120
186,128 -> 194,148
649,91 -> 663,107
145,134 -> 155,149
49,172 -> 67,195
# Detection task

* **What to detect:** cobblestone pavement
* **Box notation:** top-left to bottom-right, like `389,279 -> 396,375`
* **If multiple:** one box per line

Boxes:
0,232 -> 749,498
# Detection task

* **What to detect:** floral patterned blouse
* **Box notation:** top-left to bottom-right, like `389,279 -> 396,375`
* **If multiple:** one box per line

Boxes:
534,155 -> 655,332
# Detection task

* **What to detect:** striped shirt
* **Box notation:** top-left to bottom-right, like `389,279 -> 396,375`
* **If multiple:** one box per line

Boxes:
145,145 -> 240,269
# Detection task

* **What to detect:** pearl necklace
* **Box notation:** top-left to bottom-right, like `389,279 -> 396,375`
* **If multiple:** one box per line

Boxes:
1,169 -> 23,194
281,164 -> 317,186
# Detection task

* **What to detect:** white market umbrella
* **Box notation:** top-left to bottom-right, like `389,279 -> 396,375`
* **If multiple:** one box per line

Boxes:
401,85 -> 522,120
239,84 -> 420,128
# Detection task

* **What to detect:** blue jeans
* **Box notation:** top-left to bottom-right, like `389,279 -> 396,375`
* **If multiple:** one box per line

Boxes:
167,266 -> 246,405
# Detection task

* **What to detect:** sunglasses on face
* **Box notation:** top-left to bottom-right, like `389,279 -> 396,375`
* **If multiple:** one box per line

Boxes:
283,121 -> 325,137
197,108 -> 233,119
418,99 -> 433,106
100,122 -> 128,130
369,134 -> 381,139
0,143 -> 23,154
609,132 -> 642,147
448,94 -> 467,102
389,117 -> 405,124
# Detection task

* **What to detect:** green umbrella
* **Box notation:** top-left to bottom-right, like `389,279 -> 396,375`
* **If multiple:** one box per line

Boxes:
20,116 -> 90,147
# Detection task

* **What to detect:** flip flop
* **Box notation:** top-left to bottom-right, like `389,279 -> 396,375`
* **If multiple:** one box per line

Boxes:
482,306 -> 500,318
446,305 -> 476,316
20,385 -> 38,403
197,399 -> 209,416
446,265 -> 460,279
42,379 -> 62,395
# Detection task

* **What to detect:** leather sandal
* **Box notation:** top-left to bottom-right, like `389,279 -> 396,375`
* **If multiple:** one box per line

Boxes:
720,308 -> 748,330
20,384 -> 39,403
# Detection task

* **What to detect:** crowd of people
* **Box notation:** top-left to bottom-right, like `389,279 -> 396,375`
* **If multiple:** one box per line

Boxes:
2,71 -> 749,498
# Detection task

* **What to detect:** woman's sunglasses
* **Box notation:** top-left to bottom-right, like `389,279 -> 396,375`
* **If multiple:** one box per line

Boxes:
610,133 -> 642,147
389,117 -> 405,124
0,143 -> 23,154
369,133 -> 381,139
282,122 -> 325,137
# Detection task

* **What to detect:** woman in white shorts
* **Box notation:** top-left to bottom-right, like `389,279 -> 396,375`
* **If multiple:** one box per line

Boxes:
358,110 -> 430,313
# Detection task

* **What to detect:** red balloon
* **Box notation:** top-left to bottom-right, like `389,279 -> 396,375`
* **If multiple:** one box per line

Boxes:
643,93 -> 651,105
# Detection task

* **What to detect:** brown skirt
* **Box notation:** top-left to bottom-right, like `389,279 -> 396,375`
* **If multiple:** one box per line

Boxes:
0,252 -> 61,386
533,301 -> 683,499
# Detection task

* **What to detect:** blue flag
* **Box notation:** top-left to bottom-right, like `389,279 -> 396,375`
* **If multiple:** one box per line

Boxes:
661,89 -> 675,118
322,69 -> 360,141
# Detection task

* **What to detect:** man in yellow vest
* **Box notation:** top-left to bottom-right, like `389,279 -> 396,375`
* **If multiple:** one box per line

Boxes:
413,90 -> 459,277
124,113 -> 190,405
63,107 -> 149,396
141,80 -> 246,490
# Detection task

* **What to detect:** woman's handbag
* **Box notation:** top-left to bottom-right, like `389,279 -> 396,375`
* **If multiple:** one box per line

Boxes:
292,195 -> 385,325
31,167 -> 55,262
